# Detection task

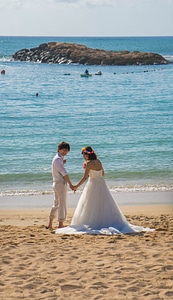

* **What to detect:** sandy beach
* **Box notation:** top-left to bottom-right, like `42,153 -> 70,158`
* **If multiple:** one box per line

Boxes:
0,192 -> 173,300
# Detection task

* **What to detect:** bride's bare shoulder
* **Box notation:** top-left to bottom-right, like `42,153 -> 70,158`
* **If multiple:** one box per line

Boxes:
88,159 -> 103,170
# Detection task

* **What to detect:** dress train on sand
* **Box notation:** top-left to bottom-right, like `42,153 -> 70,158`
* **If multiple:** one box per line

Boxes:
55,170 -> 154,235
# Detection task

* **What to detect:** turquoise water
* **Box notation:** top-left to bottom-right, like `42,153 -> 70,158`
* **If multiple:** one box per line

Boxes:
0,36 -> 173,195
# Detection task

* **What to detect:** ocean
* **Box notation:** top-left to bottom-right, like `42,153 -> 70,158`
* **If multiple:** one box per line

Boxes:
0,36 -> 173,196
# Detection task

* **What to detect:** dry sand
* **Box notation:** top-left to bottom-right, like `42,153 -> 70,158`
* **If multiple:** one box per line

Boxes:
0,204 -> 173,300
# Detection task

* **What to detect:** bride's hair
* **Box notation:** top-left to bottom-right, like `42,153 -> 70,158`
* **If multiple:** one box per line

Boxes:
81,146 -> 97,160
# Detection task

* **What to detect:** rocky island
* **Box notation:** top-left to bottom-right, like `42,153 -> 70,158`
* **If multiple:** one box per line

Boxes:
12,42 -> 169,66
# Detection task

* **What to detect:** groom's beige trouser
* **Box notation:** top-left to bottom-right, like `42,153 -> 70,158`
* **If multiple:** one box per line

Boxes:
49,181 -> 67,222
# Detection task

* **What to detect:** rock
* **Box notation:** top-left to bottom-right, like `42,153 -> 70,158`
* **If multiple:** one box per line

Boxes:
12,42 -> 169,66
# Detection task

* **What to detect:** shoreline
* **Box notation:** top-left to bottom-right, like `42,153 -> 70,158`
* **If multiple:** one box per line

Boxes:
0,190 -> 172,210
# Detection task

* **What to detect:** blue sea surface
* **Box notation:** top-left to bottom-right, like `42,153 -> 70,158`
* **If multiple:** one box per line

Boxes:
0,36 -> 173,196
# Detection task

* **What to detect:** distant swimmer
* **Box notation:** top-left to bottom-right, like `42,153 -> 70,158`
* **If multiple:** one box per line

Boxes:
36,93 -> 39,96
1,69 -> 5,74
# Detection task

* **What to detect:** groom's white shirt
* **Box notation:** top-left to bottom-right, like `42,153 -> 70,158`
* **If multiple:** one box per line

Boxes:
52,152 -> 68,183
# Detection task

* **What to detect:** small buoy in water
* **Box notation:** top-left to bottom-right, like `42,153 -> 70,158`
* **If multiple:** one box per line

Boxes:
95,71 -> 102,75
36,93 -> 39,97
1,69 -> 5,74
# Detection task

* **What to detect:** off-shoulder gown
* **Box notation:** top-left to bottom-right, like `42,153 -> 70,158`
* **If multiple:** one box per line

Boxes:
55,170 -> 154,235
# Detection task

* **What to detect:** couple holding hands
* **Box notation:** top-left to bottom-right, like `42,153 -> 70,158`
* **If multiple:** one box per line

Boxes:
47,141 -> 102,229
47,141 -> 154,235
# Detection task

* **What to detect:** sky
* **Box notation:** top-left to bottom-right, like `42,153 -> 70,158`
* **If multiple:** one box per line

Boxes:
0,0 -> 173,36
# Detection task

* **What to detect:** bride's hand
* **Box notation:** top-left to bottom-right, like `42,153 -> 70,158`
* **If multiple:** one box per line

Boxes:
73,185 -> 77,191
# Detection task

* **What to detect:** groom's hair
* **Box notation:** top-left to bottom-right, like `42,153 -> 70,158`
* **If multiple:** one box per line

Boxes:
58,141 -> 70,151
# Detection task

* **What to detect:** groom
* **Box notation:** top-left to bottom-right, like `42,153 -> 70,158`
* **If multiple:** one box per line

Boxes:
46,141 -> 74,229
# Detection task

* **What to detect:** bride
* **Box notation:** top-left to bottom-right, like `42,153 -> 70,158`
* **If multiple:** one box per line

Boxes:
55,146 -> 154,235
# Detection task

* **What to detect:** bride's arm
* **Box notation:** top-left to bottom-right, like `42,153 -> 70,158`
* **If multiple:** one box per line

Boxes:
98,159 -> 104,176
74,164 -> 90,190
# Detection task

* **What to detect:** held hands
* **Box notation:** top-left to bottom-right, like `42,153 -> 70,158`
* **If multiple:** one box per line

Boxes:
72,185 -> 78,191
69,183 -> 77,192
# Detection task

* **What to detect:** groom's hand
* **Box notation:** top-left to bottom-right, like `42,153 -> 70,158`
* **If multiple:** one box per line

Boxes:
72,185 -> 77,191
70,184 -> 76,191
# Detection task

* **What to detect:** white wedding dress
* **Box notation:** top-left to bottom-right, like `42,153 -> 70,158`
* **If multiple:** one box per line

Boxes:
55,170 -> 154,235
